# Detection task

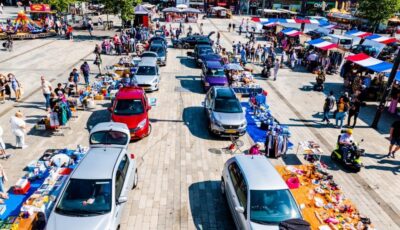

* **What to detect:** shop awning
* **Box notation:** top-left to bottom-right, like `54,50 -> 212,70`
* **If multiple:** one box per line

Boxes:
251,17 -> 323,25
321,24 -> 336,29
162,7 -> 180,13
135,5 -> 150,15
281,29 -> 301,37
307,38 -> 338,50
364,34 -> 397,44
345,30 -> 371,38
346,53 -> 393,73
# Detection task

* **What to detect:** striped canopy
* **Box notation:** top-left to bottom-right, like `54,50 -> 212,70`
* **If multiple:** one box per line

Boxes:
345,30 -> 372,38
364,34 -> 397,44
281,29 -> 301,37
320,24 -> 336,29
346,53 -> 393,73
307,38 -> 338,50
251,17 -> 324,25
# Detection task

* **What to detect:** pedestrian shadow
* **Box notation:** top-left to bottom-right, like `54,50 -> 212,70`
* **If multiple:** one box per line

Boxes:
364,164 -> 400,175
188,181 -> 234,230
71,34 -> 109,42
364,153 -> 387,160
282,153 -> 303,165
86,109 -> 110,131
177,56 -> 198,69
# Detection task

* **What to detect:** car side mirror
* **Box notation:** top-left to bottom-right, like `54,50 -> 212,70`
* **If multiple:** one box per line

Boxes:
235,206 -> 244,214
147,105 -> 152,111
117,196 -> 128,205
107,107 -> 112,112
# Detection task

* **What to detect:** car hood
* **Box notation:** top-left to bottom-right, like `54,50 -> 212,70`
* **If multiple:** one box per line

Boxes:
135,75 -> 158,84
213,111 -> 245,125
249,221 -> 279,230
47,212 -> 113,230
111,112 -> 147,129
205,76 -> 227,84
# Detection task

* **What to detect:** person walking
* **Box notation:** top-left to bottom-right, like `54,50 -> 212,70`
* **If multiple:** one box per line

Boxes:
0,75 -> 6,104
347,95 -> 361,128
228,23 -> 231,32
87,19 -> 94,37
70,68 -> 80,93
8,74 -> 21,101
232,23 -> 236,32
80,62 -> 90,86
10,111 -> 27,149
0,164 -> 7,195
388,120 -> 400,158
335,97 -> 349,129
0,126 -> 10,160
273,58 -> 280,81
41,76 -> 52,111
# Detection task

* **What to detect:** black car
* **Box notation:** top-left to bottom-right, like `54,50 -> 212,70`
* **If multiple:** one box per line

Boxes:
305,30 -> 324,40
172,32 -> 215,49
191,44 -> 214,66
149,37 -> 168,50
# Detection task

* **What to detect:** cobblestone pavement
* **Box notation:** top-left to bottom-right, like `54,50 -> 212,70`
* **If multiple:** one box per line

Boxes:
0,7 -> 399,229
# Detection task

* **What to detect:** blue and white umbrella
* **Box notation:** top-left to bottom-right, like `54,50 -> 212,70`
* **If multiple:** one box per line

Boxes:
224,63 -> 244,71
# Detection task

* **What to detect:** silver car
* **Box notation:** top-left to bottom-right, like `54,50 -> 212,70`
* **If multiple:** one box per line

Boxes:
134,58 -> 160,92
204,87 -> 246,137
47,122 -> 138,230
221,155 -> 302,230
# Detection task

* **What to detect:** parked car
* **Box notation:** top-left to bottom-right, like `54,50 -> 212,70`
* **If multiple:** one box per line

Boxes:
198,53 -> 223,67
134,58 -> 160,91
149,44 -> 167,66
172,32 -> 215,49
47,122 -> 138,230
192,44 -> 214,66
201,61 -> 228,90
221,155 -> 302,230
109,87 -> 152,139
141,51 -> 158,59
149,36 -> 168,50
204,87 -> 246,137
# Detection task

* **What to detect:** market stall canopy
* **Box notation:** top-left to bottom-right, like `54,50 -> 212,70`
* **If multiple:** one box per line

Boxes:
346,53 -> 393,73
135,5 -> 150,15
307,38 -> 338,50
320,24 -> 336,29
327,12 -> 359,21
251,17 -> 324,25
162,7 -> 180,13
224,63 -> 244,71
212,6 -> 228,11
345,30 -> 371,38
281,28 -> 301,37
182,8 -> 201,13
30,3 -> 51,13
176,4 -> 188,9
364,34 -> 397,44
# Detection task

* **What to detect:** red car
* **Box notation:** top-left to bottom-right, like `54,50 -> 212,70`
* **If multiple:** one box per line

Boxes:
109,87 -> 151,140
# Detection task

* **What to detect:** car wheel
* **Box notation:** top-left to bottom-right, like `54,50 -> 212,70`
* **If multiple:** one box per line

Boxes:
183,43 -> 190,49
132,169 -> 138,189
144,123 -> 152,137
220,178 -> 225,195
178,44 -> 183,49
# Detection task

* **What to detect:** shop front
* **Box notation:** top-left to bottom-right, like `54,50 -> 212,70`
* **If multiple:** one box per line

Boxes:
205,0 -> 238,14
305,0 -> 335,15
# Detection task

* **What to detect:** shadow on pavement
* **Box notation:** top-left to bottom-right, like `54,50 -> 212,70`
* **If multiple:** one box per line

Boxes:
282,153 -> 303,165
179,79 -> 204,94
177,56 -> 198,69
86,109 -> 110,131
188,181 -> 234,230
182,106 -> 213,140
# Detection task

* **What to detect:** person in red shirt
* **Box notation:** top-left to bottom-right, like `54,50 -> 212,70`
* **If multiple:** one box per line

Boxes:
67,25 -> 73,40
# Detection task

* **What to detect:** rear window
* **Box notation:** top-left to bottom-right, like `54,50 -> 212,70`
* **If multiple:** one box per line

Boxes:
114,99 -> 144,115
90,131 -> 128,145
206,68 -> 225,77
136,66 -> 156,75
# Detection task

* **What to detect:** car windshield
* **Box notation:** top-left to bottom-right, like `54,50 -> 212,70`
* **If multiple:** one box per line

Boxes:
250,189 -> 301,224
150,46 -> 166,56
206,68 -> 225,77
136,66 -> 156,75
199,47 -> 213,55
340,39 -> 352,45
90,130 -> 128,145
214,98 -> 242,113
56,179 -> 112,216
114,99 -> 144,115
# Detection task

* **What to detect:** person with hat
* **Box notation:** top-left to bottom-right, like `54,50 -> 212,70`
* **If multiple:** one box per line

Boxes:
10,111 -> 27,149
249,142 -> 262,155
339,129 -> 354,162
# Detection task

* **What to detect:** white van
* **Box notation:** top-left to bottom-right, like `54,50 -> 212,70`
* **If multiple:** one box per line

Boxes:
47,122 -> 138,230
324,34 -> 353,49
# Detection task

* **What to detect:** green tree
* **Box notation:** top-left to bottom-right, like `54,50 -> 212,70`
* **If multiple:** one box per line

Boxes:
358,0 -> 400,31
100,0 -> 142,25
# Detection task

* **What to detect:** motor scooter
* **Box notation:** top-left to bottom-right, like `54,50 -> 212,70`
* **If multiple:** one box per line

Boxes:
331,137 -> 364,172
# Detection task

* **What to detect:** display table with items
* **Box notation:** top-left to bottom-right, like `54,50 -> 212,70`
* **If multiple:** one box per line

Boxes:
0,147 -> 88,229
297,141 -> 324,162
275,163 -> 375,230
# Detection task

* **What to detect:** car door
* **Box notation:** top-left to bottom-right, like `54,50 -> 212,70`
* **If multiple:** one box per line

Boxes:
114,155 -> 132,227
226,162 -> 248,229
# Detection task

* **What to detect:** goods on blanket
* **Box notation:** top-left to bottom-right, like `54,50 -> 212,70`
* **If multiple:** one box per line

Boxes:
13,179 -> 30,195
275,164 -> 375,230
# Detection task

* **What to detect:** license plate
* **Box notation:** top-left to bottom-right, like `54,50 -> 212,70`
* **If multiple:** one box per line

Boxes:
225,129 -> 237,134
143,87 -> 150,90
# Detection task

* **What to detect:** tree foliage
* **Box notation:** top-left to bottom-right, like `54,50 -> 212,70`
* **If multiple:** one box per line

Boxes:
358,0 -> 400,25
100,0 -> 142,22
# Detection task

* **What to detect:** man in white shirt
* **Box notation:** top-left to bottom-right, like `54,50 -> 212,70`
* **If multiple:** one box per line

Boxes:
41,76 -> 52,111
339,129 -> 354,162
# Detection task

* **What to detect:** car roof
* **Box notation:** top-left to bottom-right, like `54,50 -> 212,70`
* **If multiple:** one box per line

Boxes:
138,58 -> 158,66
214,87 -> 236,99
90,122 -> 129,135
234,155 -> 289,190
115,86 -> 144,99
72,147 -> 122,179
197,44 -> 212,48
206,60 -> 223,69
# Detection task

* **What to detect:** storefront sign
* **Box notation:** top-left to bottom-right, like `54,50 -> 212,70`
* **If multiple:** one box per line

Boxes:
30,4 -> 51,12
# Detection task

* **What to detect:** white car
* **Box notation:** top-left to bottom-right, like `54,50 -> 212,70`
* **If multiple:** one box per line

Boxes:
134,58 -> 160,91
47,122 -> 138,230
221,155 -> 302,229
